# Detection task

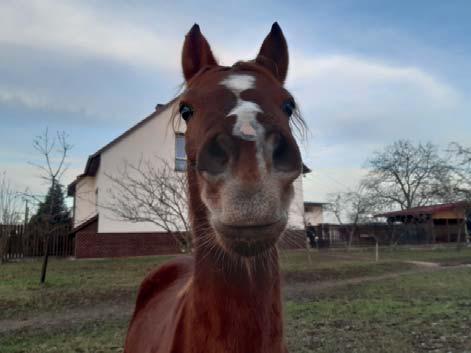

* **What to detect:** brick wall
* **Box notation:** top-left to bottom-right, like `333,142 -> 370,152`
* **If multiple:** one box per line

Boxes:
75,231 -> 305,258
75,231 -> 180,258
73,215 -> 305,258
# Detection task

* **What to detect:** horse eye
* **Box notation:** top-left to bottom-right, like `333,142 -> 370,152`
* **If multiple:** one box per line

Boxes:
282,99 -> 296,117
179,104 -> 193,121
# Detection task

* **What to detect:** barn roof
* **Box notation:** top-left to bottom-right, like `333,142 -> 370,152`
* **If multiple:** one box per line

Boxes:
374,201 -> 470,218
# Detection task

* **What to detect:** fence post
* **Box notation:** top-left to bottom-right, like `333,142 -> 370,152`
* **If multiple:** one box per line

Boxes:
375,240 -> 379,262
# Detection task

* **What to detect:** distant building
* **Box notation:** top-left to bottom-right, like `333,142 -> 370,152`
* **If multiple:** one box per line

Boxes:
68,99 -> 310,258
375,201 -> 470,243
304,202 -> 326,226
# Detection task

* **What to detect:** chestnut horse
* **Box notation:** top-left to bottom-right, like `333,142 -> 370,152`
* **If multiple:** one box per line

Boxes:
124,22 -> 303,353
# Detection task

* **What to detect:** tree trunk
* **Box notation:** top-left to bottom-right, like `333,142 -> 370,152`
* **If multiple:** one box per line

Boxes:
375,240 -> 379,262
347,225 -> 356,251
40,234 -> 49,284
39,175 -> 54,284
305,235 -> 312,265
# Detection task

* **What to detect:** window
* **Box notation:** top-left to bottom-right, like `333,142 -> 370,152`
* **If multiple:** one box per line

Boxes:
175,134 -> 187,171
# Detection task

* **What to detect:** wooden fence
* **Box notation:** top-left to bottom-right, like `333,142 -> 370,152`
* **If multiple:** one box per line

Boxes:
307,222 -> 469,249
0,224 -> 74,261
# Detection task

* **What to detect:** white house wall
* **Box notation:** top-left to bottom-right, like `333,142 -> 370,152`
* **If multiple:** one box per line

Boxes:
74,176 -> 97,227
96,106 -> 185,233
287,176 -> 305,229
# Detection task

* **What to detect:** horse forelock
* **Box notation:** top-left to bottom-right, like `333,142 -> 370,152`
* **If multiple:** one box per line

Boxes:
177,60 -> 306,141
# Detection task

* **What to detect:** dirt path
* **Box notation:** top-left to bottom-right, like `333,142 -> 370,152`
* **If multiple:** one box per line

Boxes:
404,260 -> 441,267
1,262 -> 469,334
284,262 -> 471,300
0,302 -> 134,334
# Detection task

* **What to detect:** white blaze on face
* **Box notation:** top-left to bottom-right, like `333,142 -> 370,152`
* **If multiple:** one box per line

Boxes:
220,74 -> 264,142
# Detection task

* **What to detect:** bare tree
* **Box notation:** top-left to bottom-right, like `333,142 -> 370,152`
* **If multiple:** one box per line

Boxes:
325,193 -> 346,226
0,172 -> 21,225
364,140 -> 449,211
326,184 -> 374,249
442,142 -> 471,250
104,158 -> 192,253
445,143 -> 471,200
0,172 -> 22,262
28,129 -> 72,283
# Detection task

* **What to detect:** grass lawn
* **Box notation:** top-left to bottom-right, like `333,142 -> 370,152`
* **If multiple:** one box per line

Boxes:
1,320 -> 128,353
1,247 -> 470,352
285,268 -> 471,353
0,255 -> 173,320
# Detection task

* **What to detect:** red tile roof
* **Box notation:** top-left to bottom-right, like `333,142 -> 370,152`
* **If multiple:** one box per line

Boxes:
375,201 -> 470,218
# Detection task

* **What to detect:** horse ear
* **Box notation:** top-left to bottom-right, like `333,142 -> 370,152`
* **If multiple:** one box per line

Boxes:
255,22 -> 289,84
182,24 -> 218,82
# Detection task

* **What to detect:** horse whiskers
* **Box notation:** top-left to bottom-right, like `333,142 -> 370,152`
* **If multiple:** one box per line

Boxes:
193,232 -> 279,282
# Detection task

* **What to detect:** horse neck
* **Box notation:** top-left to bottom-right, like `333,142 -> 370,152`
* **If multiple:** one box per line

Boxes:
187,169 -> 283,322
189,226 -> 284,351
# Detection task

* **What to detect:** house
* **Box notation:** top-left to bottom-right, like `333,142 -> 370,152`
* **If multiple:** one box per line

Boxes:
68,100 -> 310,258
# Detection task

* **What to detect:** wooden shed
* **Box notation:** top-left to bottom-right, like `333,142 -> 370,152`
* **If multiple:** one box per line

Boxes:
375,201 -> 470,243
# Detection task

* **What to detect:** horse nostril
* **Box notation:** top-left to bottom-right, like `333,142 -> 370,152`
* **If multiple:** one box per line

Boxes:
272,133 -> 300,173
197,135 -> 231,175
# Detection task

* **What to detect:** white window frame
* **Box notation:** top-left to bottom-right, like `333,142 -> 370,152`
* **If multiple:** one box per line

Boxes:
175,133 -> 187,172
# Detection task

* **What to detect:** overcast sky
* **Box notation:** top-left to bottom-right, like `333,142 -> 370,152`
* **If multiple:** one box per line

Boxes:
1,0 -> 470,204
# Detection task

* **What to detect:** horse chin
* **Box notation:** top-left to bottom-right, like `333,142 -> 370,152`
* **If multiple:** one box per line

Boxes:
212,219 -> 286,257
224,237 -> 278,257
